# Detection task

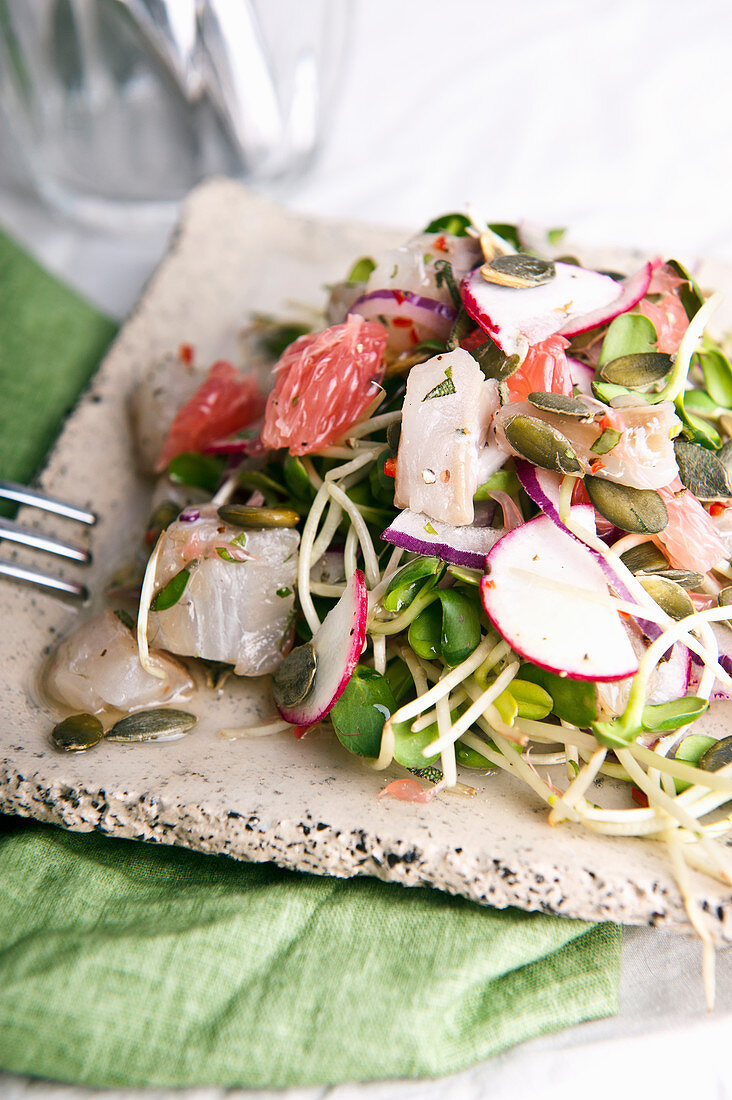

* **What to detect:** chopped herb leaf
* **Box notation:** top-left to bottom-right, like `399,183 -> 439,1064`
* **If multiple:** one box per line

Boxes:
277,586 -> 292,598
150,566 -> 192,612
423,365 -> 456,401
590,427 -> 622,455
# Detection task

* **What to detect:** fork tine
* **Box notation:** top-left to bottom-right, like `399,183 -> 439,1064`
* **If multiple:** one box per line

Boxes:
0,559 -> 88,600
0,518 -> 92,563
0,480 -> 96,525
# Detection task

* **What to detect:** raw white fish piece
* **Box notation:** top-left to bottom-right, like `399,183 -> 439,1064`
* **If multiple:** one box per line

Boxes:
395,349 -> 498,525
148,506 -> 299,676
367,232 -> 481,305
47,609 -> 193,714
493,399 -> 680,490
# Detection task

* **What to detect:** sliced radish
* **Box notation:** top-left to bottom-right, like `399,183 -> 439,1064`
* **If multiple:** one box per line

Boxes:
558,262 -> 655,338
568,356 -> 596,395
460,263 -> 622,357
480,513 -> 639,681
273,570 -> 367,725
381,508 -> 504,569
514,458 -> 663,642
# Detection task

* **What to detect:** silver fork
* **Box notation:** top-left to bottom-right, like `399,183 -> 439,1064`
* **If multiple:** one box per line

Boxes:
0,480 -> 96,599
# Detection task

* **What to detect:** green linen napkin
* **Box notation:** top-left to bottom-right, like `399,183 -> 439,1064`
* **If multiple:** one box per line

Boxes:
0,228 -> 621,1088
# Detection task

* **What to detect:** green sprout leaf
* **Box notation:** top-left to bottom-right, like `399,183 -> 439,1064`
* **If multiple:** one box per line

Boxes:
330,665 -> 396,759
520,664 -> 598,727
347,256 -> 376,283
598,313 -> 658,367
382,557 -> 445,614
167,452 -> 226,493
150,565 -> 192,612
423,212 -> 472,237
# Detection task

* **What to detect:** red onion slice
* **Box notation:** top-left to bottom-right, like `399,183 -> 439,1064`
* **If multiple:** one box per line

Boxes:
349,289 -> 457,351
381,508 -> 503,569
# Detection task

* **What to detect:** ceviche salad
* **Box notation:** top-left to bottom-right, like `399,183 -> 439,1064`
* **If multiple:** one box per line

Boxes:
48,211 -> 732,1000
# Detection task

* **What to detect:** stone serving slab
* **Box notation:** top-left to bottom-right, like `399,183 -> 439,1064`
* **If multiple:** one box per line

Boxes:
1,178 -> 731,939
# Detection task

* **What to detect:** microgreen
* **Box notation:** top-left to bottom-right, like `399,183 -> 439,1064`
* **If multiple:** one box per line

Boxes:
167,452 -> 226,493
382,557 -> 445,613
150,565 -> 192,612
598,313 -> 658,367
347,256 -> 376,283
423,212 -> 472,237
330,665 -> 397,758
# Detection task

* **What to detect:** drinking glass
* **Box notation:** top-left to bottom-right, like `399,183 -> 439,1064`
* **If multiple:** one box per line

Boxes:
0,0 -> 350,228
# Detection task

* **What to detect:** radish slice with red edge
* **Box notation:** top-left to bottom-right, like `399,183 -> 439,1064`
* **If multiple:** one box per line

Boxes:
460,263 -> 623,357
481,512 -> 639,681
558,262 -> 655,338
514,458 -> 663,641
381,509 -> 504,569
568,357 -> 596,395
273,570 -> 367,725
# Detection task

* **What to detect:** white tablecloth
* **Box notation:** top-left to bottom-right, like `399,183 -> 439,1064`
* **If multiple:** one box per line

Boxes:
1,1 -> 731,1096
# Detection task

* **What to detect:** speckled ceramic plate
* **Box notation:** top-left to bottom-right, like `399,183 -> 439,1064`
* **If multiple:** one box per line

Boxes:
2,179 -> 731,938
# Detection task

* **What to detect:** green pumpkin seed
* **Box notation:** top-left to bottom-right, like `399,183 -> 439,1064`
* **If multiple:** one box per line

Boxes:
473,339 -> 522,381
620,542 -> 670,574
699,736 -> 732,773
218,504 -> 300,529
719,587 -> 732,608
481,255 -> 556,289
527,392 -> 595,418
51,713 -> 103,752
272,643 -> 317,709
503,414 -> 582,474
638,568 -> 703,589
105,708 -> 197,742
599,352 -> 673,387
386,419 -> 401,455
584,476 -> 668,534
674,440 -> 732,501
637,574 -> 694,620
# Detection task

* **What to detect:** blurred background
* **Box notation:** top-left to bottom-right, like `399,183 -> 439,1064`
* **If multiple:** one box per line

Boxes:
1,0 -> 731,317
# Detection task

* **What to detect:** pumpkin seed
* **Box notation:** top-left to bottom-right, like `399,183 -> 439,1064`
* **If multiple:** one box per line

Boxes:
620,542 -> 670,574
584,476 -> 668,534
218,504 -> 300,529
272,643 -> 317,709
674,439 -> 732,500
637,574 -> 694,620
719,587 -> 732,608
51,713 -> 103,752
527,391 -> 595,418
473,338 -> 522,381
481,255 -> 556,289
638,568 -> 703,589
503,414 -> 582,474
599,352 -> 673,387
386,419 -> 401,455
699,736 -> 732,773
105,708 -> 197,742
